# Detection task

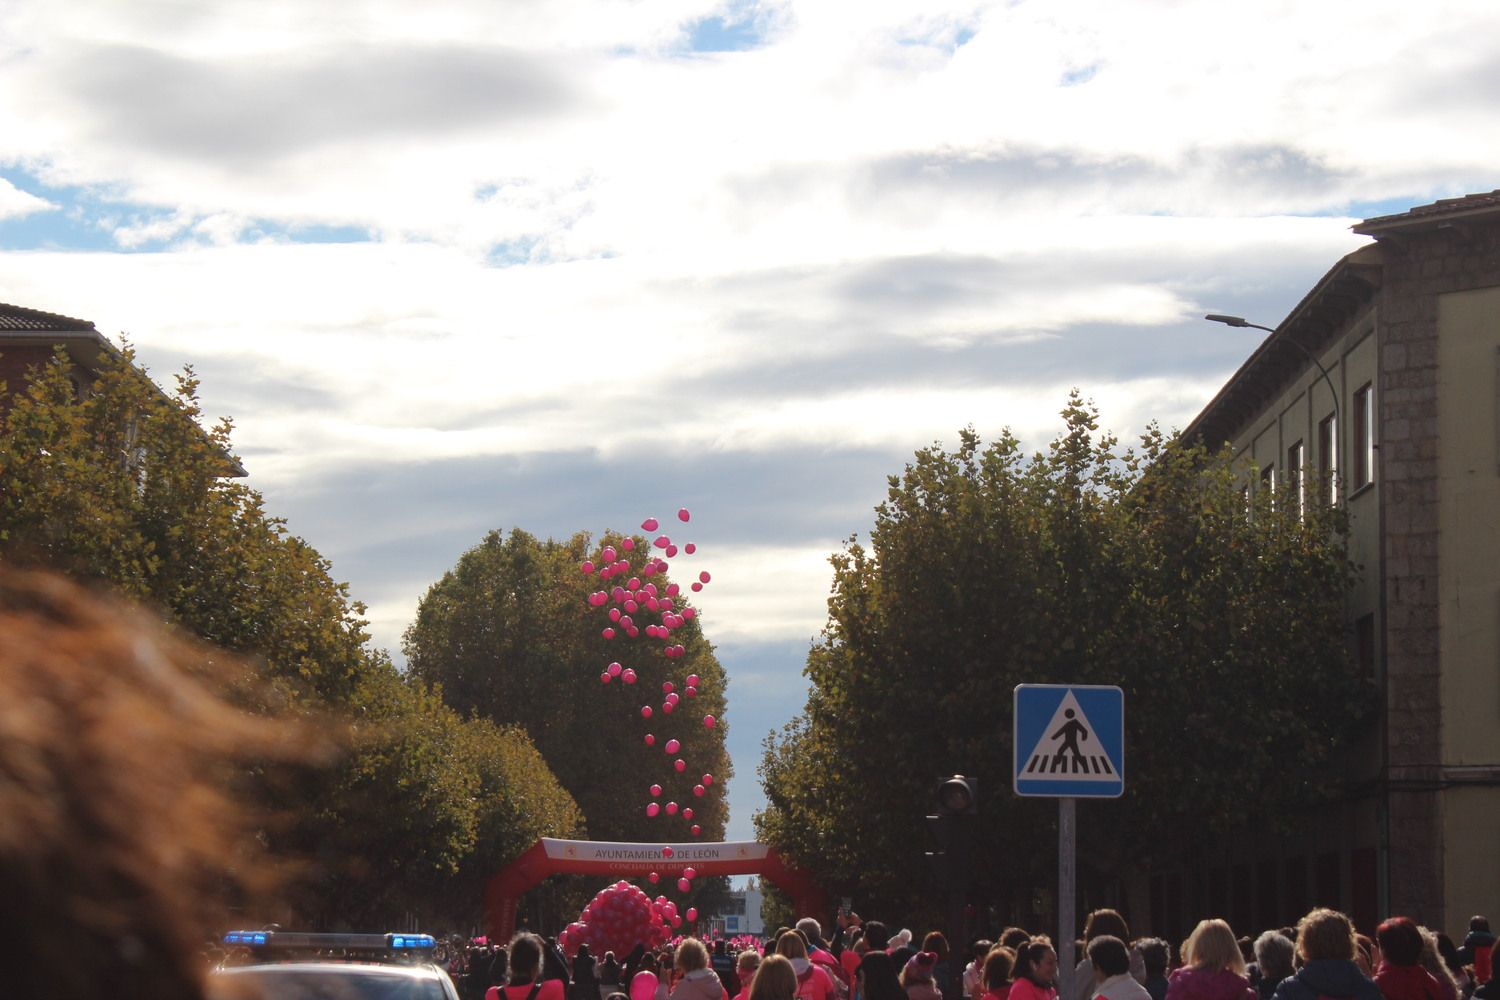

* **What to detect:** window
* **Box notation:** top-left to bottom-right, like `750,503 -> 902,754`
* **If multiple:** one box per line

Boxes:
1260,464 -> 1275,510
1287,441 -> 1304,519
1353,383 -> 1374,489
1318,413 -> 1337,506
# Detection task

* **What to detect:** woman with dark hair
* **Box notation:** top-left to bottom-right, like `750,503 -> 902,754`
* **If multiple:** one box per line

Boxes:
574,945 -> 601,1000
1010,939 -> 1060,1000
490,935 -> 568,1000
1071,912 -> 1146,1000
862,952 -> 909,1000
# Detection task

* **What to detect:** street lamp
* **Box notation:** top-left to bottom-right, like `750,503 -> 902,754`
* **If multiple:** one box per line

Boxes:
1204,314 -> 1342,505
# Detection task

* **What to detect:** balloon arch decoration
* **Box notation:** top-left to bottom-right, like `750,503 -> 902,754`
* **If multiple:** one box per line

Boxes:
486,838 -> 826,941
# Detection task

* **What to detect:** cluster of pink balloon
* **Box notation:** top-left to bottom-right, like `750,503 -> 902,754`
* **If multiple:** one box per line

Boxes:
559,881 -> 681,958
582,509 -> 722,887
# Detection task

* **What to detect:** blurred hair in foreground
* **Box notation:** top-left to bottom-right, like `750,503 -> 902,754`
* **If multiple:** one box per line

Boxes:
0,569 -> 314,1000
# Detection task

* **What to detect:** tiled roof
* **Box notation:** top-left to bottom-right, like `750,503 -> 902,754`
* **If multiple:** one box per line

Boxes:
1356,189 -> 1500,235
0,302 -> 97,333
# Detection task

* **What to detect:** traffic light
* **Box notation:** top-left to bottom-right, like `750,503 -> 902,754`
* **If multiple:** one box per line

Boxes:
937,774 -> 978,815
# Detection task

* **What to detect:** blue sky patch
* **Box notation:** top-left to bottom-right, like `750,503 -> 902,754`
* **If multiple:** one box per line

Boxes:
1062,63 -> 1099,86
687,4 -> 767,53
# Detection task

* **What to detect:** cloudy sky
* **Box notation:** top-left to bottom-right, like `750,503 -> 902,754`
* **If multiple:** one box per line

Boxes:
3,0 -> 1498,843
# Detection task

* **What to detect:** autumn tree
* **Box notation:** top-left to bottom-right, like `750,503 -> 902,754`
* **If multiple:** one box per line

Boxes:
756,394 -> 1374,920
0,347 -> 583,926
404,528 -> 734,846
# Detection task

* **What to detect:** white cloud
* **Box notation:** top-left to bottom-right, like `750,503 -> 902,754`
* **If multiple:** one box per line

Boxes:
0,176 -> 53,220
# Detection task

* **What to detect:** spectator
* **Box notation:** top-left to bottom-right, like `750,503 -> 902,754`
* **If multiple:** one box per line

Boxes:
1253,933 -> 1296,1000
1138,940 -> 1171,1000
966,942 -> 997,1000
1271,909 -> 1380,1000
603,953 -> 623,993
1090,937 -> 1151,1000
1460,921 -> 1494,988
779,927 -> 838,1000
735,952 -> 764,1000
1010,939 -> 1060,1000
983,946 -> 1017,1000
1418,929 -> 1461,1000
0,569 -> 312,1000
574,946 -> 600,1000
492,934 -> 568,1000
924,933 -> 960,1000
714,941 -> 743,999
902,952 -> 944,1000
1376,918 -> 1445,1000
673,939 -> 729,1000
1070,911 -> 1146,1000
753,957 -> 802,1000
1166,920 -> 1255,1000
862,951 -> 909,1000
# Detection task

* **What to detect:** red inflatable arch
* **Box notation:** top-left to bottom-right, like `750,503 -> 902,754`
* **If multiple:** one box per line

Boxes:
486,839 -> 826,941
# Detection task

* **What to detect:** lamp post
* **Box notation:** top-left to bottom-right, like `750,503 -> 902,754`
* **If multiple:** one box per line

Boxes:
1204,314 -> 1342,505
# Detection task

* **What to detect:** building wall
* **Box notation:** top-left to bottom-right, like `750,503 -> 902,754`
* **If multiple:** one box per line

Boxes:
1377,222 -> 1500,928
1436,284 -> 1500,926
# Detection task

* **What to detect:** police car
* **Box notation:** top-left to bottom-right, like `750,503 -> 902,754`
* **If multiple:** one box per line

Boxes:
212,930 -> 461,999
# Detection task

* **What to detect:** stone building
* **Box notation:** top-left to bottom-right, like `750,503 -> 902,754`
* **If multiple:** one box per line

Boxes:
1163,192 -> 1500,936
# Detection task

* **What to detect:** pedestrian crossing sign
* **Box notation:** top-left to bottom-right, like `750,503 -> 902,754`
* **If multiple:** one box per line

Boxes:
1013,684 -> 1125,798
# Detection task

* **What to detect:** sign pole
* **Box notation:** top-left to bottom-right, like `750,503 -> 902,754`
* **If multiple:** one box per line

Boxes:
1058,796 -> 1076,999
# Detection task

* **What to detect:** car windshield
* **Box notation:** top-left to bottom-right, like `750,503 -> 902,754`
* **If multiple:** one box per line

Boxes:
211,968 -> 449,1000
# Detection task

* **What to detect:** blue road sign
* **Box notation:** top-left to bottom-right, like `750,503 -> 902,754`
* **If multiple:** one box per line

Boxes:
1013,684 -> 1124,798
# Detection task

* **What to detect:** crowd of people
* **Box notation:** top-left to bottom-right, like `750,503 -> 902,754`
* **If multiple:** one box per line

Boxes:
452,910 -> 1497,1000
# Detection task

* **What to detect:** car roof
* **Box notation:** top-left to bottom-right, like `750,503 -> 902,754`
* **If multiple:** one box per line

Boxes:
217,962 -> 445,980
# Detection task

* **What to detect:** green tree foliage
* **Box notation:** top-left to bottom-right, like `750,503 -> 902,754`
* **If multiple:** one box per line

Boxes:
755,394 -> 1374,917
404,528 -> 734,846
0,348 -> 584,926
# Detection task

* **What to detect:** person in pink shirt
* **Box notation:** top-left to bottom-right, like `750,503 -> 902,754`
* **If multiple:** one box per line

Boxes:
983,947 -> 1017,1000
733,951 -> 763,1000
488,934 -> 567,1000
778,933 -> 837,1000
1008,939 -> 1060,1000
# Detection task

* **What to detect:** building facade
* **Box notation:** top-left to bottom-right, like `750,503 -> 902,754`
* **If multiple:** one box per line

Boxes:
1167,192 -> 1500,936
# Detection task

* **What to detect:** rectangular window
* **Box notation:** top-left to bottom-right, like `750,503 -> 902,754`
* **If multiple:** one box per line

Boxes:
1260,464 -> 1276,510
1353,383 -> 1374,489
1318,413 -> 1337,506
1287,441 -> 1304,519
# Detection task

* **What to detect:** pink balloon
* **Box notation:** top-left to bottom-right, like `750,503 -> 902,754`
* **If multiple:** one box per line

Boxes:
628,576 -> 641,590
691,824 -> 701,836
686,907 -> 698,922
666,583 -> 680,597
683,607 -> 696,620
661,846 -> 674,858
698,571 -> 711,584
685,543 -> 696,554
693,784 -> 705,797
662,702 -> 675,714
623,669 -> 637,684
691,582 -> 702,592
627,626 -> 640,638
666,693 -> 679,706
701,773 -> 713,785
608,608 -> 621,622
649,871 -> 660,883
650,784 -> 662,797
622,538 -> 635,551
683,867 -> 696,879
703,715 -> 716,728
644,733 -> 655,745
646,802 -> 660,817
666,801 -> 679,815
686,674 -> 700,687
678,508 -> 690,522
641,706 -> 653,719
666,545 -> 678,557
683,807 -> 694,819
685,686 -> 697,698
624,600 -> 638,613
654,535 -> 671,549
602,546 -> 617,562
642,517 -> 660,532
662,681 -> 674,693
603,627 -> 616,639
600,672 -> 611,684
674,758 -> 686,772
582,561 -> 595,574
608,662 -> 623,676
678,878 -> 691,892
665,739 -> 681,754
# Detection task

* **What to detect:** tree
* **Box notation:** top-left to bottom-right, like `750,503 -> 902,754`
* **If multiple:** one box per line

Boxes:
404,528 -> 734,846
0,347 -> 585,927
755,394 -> 1374,920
